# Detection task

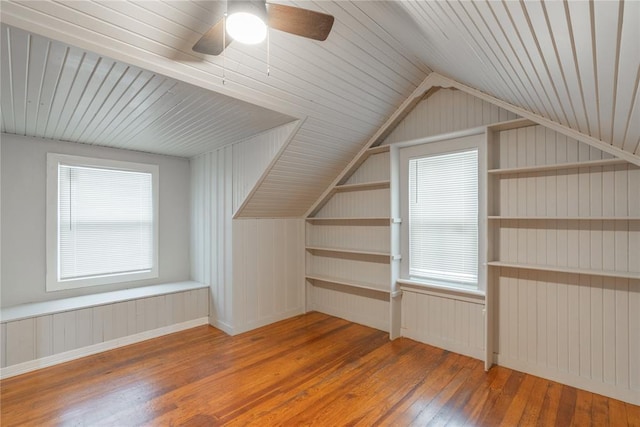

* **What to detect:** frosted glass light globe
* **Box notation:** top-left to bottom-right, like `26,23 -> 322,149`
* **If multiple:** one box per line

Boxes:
226,12 -> 267,44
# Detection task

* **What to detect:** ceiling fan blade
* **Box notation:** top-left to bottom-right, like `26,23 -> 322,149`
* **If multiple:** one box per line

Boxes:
193,18 -> 233,55
267,3 -> 334,41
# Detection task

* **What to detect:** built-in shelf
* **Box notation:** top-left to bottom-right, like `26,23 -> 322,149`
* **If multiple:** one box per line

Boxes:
306,217 -> 394,225
305,246 -> 395,260
334,180 -> 390,192
306,274 -> 390,294
488,261 -> 640,280
488,118 -> 537,132
488,216 -> 640,221
366,145 -> 390,155
488,158 -> 629,175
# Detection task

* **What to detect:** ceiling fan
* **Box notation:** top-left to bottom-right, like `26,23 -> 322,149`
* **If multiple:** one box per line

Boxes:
193,0 -> 335,56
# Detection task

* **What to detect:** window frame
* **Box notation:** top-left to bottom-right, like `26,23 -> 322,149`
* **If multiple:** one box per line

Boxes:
398,132 -> 486,292
46,153 -> 159,292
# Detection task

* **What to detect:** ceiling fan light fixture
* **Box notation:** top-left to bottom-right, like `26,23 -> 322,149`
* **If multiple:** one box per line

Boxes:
226,1 -> 268,45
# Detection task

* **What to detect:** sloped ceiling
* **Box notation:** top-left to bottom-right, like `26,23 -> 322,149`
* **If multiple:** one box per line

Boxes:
0,24 -> 294,157
1,1 -> 638,217
382,1 -> 639,155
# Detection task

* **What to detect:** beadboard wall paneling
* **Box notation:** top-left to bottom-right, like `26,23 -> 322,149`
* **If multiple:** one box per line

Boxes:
306,222 -> 390,254
191,136 -> 305,335
314,188 -> 390,219
401,290 -> 485,361
495,270 -> 639,404
306,252 -> 390,292
1,288 -> 208,372
344,152 -> 391,185
191,147 -> 233,332
232,121 -> 299,214
490,125 -> 640,405
383,89 -> 518,145
307,282 -> 390,332
232,218 -> 305,334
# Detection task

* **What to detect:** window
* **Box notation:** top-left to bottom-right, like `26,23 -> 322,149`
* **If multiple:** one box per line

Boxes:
46,154 -> 159,291
399,133 -> 484,291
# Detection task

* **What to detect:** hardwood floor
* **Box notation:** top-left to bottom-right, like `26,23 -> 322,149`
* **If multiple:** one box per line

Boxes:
1,312 -> 638,426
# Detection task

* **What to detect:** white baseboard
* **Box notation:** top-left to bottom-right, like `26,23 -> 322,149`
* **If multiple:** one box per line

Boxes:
495,354 -> 639,406
0,317 -> 209,379
400,328 -> 485,361
210,318 -> 235,335
231,308 -> 306,336
311,303 -> 389,333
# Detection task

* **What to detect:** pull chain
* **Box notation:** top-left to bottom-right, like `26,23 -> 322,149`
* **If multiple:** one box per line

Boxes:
222,13 -> 227,85
267,27 -> 270,77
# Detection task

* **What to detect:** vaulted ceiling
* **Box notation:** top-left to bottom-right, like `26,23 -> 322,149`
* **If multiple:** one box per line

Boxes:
1,1 -> 638,217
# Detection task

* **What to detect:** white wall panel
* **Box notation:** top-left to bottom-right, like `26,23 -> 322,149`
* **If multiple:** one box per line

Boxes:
491,125 -> 640,404
5,318 -> 35,366
232,219 -> 305,334
306,222 -> 390,253
314,188 -> 390,218
308,283 -> 389,332
191,133 -> 306,334
232,121 -> 299,214
191,147 -> 234,331
0,288 -> 208,370
384,89 -> 518,145
401,290 -> 485,360
345,152 -> 390,185
495,270 -> 639,403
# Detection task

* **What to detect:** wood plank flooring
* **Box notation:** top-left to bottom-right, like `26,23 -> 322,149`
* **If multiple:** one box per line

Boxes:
1,312 -> 638,426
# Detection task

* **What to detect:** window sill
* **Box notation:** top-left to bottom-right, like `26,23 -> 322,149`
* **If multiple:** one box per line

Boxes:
0,281 -> 207,323
397,278 -> 485,303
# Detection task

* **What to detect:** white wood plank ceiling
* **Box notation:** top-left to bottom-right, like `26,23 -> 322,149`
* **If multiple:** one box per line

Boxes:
0,1 -> 637,217
0,24 -> 294,158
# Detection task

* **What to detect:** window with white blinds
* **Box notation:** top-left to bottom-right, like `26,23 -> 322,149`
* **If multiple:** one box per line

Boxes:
408,149 -> 478,288
47,154 -> 158,291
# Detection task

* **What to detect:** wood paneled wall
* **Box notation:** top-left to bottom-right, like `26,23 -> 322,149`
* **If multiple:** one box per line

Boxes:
0,287 -> 208,376
401,290 -> 485,360
191,126 -> 305,335
383,88 -> 518,145
191,147 -> 234,332
233,219 -> 305,334
490,124 -> 640,404
310,87 -> 639,404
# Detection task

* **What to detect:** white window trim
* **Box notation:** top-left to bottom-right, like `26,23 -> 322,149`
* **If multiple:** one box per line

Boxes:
398,132 -> 487,292
46,153 -> 159,292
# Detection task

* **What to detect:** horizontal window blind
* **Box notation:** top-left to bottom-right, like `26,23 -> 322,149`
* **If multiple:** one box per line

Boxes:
408,149 -> 478,286
58,164 -> 154,281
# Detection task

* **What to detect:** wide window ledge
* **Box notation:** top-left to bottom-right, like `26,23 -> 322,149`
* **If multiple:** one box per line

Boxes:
0,281 -> 207,323
397,278 -> 485,303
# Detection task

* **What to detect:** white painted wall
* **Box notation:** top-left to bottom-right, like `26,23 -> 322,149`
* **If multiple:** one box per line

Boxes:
308,88 -> 639,404
233,219 -> 305,334
0,284 -> 208,376
489,124 -> 640,405
191,122 -> 305,335
0,133 -> 191,307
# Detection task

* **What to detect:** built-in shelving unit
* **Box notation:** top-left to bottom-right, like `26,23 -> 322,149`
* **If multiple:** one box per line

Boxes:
333,180 -> 390,192
488,158 -> 628,174
305,246 -> 395,260
487,262 -> 640,280
305,142 -> 401,337
305,274 -> 390,294
305,217 -> 391,224
485,118 -> 640,373
488,216 -> 640,220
